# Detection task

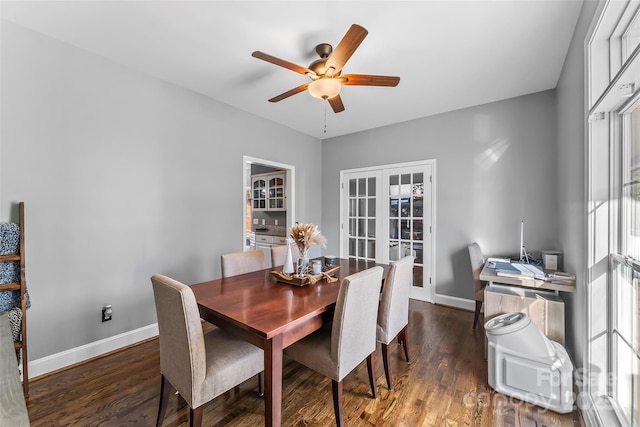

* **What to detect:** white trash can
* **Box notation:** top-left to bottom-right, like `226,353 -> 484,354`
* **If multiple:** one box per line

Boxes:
485,312 -> 574,413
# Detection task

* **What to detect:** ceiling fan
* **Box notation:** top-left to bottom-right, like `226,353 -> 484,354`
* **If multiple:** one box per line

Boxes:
252,24 -> 400,113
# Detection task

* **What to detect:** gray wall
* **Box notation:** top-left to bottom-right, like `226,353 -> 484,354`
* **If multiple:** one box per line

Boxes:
0,21 -> 322,360
321,90 -> 560,300
556,0 -> 599,369
1,4 -> 598,372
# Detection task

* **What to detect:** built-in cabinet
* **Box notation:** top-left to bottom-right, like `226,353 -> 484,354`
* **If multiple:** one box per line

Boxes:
252,172 -> 285,211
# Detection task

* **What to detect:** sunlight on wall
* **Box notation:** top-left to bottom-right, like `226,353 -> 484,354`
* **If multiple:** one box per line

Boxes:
475,138 -> 510,171
472,113 -> 511,171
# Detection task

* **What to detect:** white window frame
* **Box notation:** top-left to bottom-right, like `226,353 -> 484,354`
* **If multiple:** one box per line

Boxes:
586,1 -> 640,425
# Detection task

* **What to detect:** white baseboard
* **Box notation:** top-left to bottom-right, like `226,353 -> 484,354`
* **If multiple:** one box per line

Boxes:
25,296 -> 472,379
433,293 -> 475,311
28,323 -> 159,379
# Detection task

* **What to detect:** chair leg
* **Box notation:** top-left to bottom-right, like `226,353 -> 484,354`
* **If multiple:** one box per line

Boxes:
398,325 -> 411,364
156,374 -> 172,427
190,406 -> 203,427
366,351 -> 377,398
381,343 -> 392,390
258,371 -> 264,396
332,380 -> 344,427
473,300 -> 483,329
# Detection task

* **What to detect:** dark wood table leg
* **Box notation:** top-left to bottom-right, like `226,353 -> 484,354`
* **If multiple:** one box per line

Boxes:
264,334 -> 283,427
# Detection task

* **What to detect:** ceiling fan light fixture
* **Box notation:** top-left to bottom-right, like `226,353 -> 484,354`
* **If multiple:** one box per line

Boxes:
308,78 -> 341,100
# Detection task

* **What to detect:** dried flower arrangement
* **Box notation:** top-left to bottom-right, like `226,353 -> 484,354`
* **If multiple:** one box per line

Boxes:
289,223 -> 327,258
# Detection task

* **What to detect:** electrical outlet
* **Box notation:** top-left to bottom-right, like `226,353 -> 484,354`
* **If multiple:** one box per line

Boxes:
102,305 -> 112,322
253,218 -> 258,224
275,219 -> 278,225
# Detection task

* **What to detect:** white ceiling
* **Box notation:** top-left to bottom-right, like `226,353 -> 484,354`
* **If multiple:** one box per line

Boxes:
1,0 -> 584,139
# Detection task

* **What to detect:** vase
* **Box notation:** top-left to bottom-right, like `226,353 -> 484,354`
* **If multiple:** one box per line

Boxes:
296,250 -> 310,277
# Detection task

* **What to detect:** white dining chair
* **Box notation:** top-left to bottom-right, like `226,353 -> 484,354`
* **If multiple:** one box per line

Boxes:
151,274 -> 264,427
283,266 -> 384,427
270,244 -> 300,268
467,242 -> 487,329
377,255 -> 414,390
220,249 -> 269,278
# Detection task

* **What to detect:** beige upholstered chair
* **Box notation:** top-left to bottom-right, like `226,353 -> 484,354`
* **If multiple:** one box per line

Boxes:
151,274 -> 264,427
220,249 -> 269,278
376,255 -> 414,390
270,244 -> 300,268
467,242 -> 487,329
284,266 -> 384,427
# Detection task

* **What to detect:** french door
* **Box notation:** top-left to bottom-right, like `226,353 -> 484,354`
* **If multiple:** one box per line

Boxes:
340,160 -> 435,302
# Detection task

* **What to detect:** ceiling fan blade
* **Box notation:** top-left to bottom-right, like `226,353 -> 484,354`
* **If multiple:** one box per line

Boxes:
252,51 -> 314,76
340,74 -> 400,87
268,84 -> 309,103
328,95 -> 345,113
324,24 -> 368,77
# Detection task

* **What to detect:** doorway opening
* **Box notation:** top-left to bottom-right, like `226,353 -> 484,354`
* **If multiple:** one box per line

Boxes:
243,156 -> 295,263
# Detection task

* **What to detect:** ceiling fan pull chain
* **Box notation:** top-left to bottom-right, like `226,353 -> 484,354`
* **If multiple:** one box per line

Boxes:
324,102 -> 327,134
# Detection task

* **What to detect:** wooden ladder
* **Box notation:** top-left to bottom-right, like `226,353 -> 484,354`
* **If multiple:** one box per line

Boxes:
0,202 -> 28,397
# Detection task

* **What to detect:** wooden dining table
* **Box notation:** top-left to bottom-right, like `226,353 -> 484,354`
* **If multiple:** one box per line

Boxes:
190,257 -> 383,427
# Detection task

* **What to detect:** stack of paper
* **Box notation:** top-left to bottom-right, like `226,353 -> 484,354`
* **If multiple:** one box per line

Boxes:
494,261 -> 545,279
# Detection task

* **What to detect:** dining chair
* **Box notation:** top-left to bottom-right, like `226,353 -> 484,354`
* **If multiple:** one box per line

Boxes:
283,266 -> 384,427
270,244 -> 300,268
151,274 -> 264,427
220,249 -> 269,278
467,242 -> 487,329
377,255 -> 414,390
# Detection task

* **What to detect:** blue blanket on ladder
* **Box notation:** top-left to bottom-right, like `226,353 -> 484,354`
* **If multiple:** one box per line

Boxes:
0,223 -> 30,313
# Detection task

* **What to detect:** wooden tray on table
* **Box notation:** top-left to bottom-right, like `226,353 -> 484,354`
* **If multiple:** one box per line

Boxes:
271,265 -> 340,286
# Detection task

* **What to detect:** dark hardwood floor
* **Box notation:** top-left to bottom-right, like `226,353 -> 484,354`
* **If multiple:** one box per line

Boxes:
25,301 -> 584,426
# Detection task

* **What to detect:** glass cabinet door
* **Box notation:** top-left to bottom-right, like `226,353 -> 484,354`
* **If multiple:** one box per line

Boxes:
252,178 -> 267,210
251,173 -> 285,211
268,174 -> 286,211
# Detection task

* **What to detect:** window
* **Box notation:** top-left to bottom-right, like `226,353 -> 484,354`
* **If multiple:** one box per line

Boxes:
588,1 -> 640,425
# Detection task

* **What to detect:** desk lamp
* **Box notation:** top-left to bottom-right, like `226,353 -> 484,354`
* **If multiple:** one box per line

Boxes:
519,220 -> 530,264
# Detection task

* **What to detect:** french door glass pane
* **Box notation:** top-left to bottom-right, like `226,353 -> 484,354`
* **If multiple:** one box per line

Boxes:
368,177 -> 376,196
359,178 -> 366,196
387,171 -> 426,287
367,240 -> 376,258
400,198 -> 410,217
390,198 -> 399,217
368,198 -> 376,217
389,219 -> 398,239
413,220 -> 423,240
358,199 -> 366,216
347,176 -> 377,261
